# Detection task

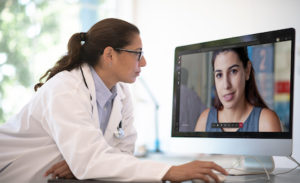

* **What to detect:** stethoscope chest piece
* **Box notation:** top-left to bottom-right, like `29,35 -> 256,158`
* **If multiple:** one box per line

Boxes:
114,120 -> 124,139
114,127 -> 124,139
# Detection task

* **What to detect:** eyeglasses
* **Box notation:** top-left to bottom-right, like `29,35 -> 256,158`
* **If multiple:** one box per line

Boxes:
114,48 -> 144,61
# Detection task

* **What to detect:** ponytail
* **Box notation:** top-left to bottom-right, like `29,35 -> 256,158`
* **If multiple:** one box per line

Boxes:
34,33 -> 82,91
34,18 -> 140,92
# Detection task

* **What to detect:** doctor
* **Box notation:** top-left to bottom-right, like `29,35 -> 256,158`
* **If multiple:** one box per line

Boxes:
0,18 -> 228,183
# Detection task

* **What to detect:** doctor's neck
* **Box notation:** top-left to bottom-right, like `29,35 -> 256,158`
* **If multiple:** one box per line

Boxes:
93,63 -> 117,91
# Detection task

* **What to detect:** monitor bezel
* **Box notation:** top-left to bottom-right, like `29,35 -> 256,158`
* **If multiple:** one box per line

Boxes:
172,28 -> 295,139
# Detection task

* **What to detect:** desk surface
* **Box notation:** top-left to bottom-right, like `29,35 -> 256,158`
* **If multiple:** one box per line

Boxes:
48,168 -> 300,183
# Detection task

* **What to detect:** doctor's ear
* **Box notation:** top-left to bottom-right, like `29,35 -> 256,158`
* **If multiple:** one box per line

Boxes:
102,47 -> 115,66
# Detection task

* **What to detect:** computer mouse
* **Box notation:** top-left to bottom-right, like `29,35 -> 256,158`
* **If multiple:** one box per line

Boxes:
192,174 -> 226,183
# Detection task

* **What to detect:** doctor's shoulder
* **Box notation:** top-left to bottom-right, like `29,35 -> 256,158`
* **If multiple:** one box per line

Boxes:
37,69 -> 84,96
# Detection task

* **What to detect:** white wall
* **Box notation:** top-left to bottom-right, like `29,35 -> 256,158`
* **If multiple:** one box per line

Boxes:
117,0 -> 300,168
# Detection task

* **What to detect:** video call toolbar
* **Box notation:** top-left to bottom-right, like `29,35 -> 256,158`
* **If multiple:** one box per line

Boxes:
211,123 -> 243,128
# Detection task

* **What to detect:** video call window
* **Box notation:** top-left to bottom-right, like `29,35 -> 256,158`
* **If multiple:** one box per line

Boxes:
178,41 -> 291,133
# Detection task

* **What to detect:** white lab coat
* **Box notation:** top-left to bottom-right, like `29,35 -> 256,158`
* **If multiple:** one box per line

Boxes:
0,64 -> 171,183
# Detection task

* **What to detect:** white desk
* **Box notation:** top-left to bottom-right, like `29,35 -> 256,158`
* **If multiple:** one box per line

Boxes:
48,168 -> 300,183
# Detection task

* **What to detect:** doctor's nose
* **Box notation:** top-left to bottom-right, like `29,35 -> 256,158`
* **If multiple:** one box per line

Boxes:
139,56 -> 147,67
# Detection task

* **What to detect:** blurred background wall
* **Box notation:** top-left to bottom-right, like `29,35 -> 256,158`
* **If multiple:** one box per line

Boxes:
0,0 -> 299,168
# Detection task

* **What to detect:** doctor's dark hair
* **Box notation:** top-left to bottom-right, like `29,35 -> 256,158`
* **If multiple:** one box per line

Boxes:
211,47 -> 268,110
34,18 -> 140,91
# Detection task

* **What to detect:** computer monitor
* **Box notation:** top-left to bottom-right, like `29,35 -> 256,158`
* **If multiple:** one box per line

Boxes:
171,28 -> 295,171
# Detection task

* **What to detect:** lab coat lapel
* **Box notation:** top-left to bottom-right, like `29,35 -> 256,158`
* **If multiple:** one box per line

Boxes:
104,84 -> 125,143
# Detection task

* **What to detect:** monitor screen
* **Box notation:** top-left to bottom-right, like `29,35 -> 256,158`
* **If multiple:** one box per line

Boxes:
172,28 -> 295,142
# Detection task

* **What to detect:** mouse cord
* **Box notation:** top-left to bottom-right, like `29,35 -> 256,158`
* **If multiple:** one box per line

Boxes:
224,156 -> 300,182
225,155 -> 270,181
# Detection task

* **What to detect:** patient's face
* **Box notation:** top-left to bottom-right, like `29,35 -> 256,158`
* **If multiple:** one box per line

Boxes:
214,51 -> 247,109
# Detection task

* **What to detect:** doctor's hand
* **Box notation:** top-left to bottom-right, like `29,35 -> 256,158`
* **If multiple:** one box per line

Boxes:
44,160 -> 77,179
162,160 -> 228,183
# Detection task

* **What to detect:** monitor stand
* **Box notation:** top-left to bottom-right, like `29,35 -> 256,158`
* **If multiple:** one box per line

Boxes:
228,156 -> 275,175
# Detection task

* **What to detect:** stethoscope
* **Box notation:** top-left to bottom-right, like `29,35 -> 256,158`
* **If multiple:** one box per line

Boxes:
80,66 -> 125,139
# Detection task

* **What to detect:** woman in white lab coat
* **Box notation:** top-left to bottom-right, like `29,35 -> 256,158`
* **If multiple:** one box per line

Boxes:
0,18 -> 228,183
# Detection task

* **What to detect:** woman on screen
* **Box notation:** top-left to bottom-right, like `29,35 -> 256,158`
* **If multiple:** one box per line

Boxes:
195,47 -> 282,132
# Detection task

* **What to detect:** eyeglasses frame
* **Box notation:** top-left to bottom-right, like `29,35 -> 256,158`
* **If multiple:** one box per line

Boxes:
114,48 -> 144,61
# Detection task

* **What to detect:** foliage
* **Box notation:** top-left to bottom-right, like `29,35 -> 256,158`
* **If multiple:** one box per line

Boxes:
0,0 -> 60,124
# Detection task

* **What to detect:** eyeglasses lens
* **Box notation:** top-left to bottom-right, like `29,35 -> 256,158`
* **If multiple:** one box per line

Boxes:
139,51 -> 143,61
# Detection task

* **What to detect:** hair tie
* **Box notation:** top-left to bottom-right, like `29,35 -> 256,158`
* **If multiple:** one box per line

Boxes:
80,32 -> 87,42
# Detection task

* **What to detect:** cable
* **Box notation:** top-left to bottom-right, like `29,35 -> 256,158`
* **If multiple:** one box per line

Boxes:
223,177 -> 268,182
272,156 -> 300,176
225,156 -> 270,181
225,167 -> 270,173
224,155 -> 300,182
273,166 -> 298,176
287,156 -> 300,166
